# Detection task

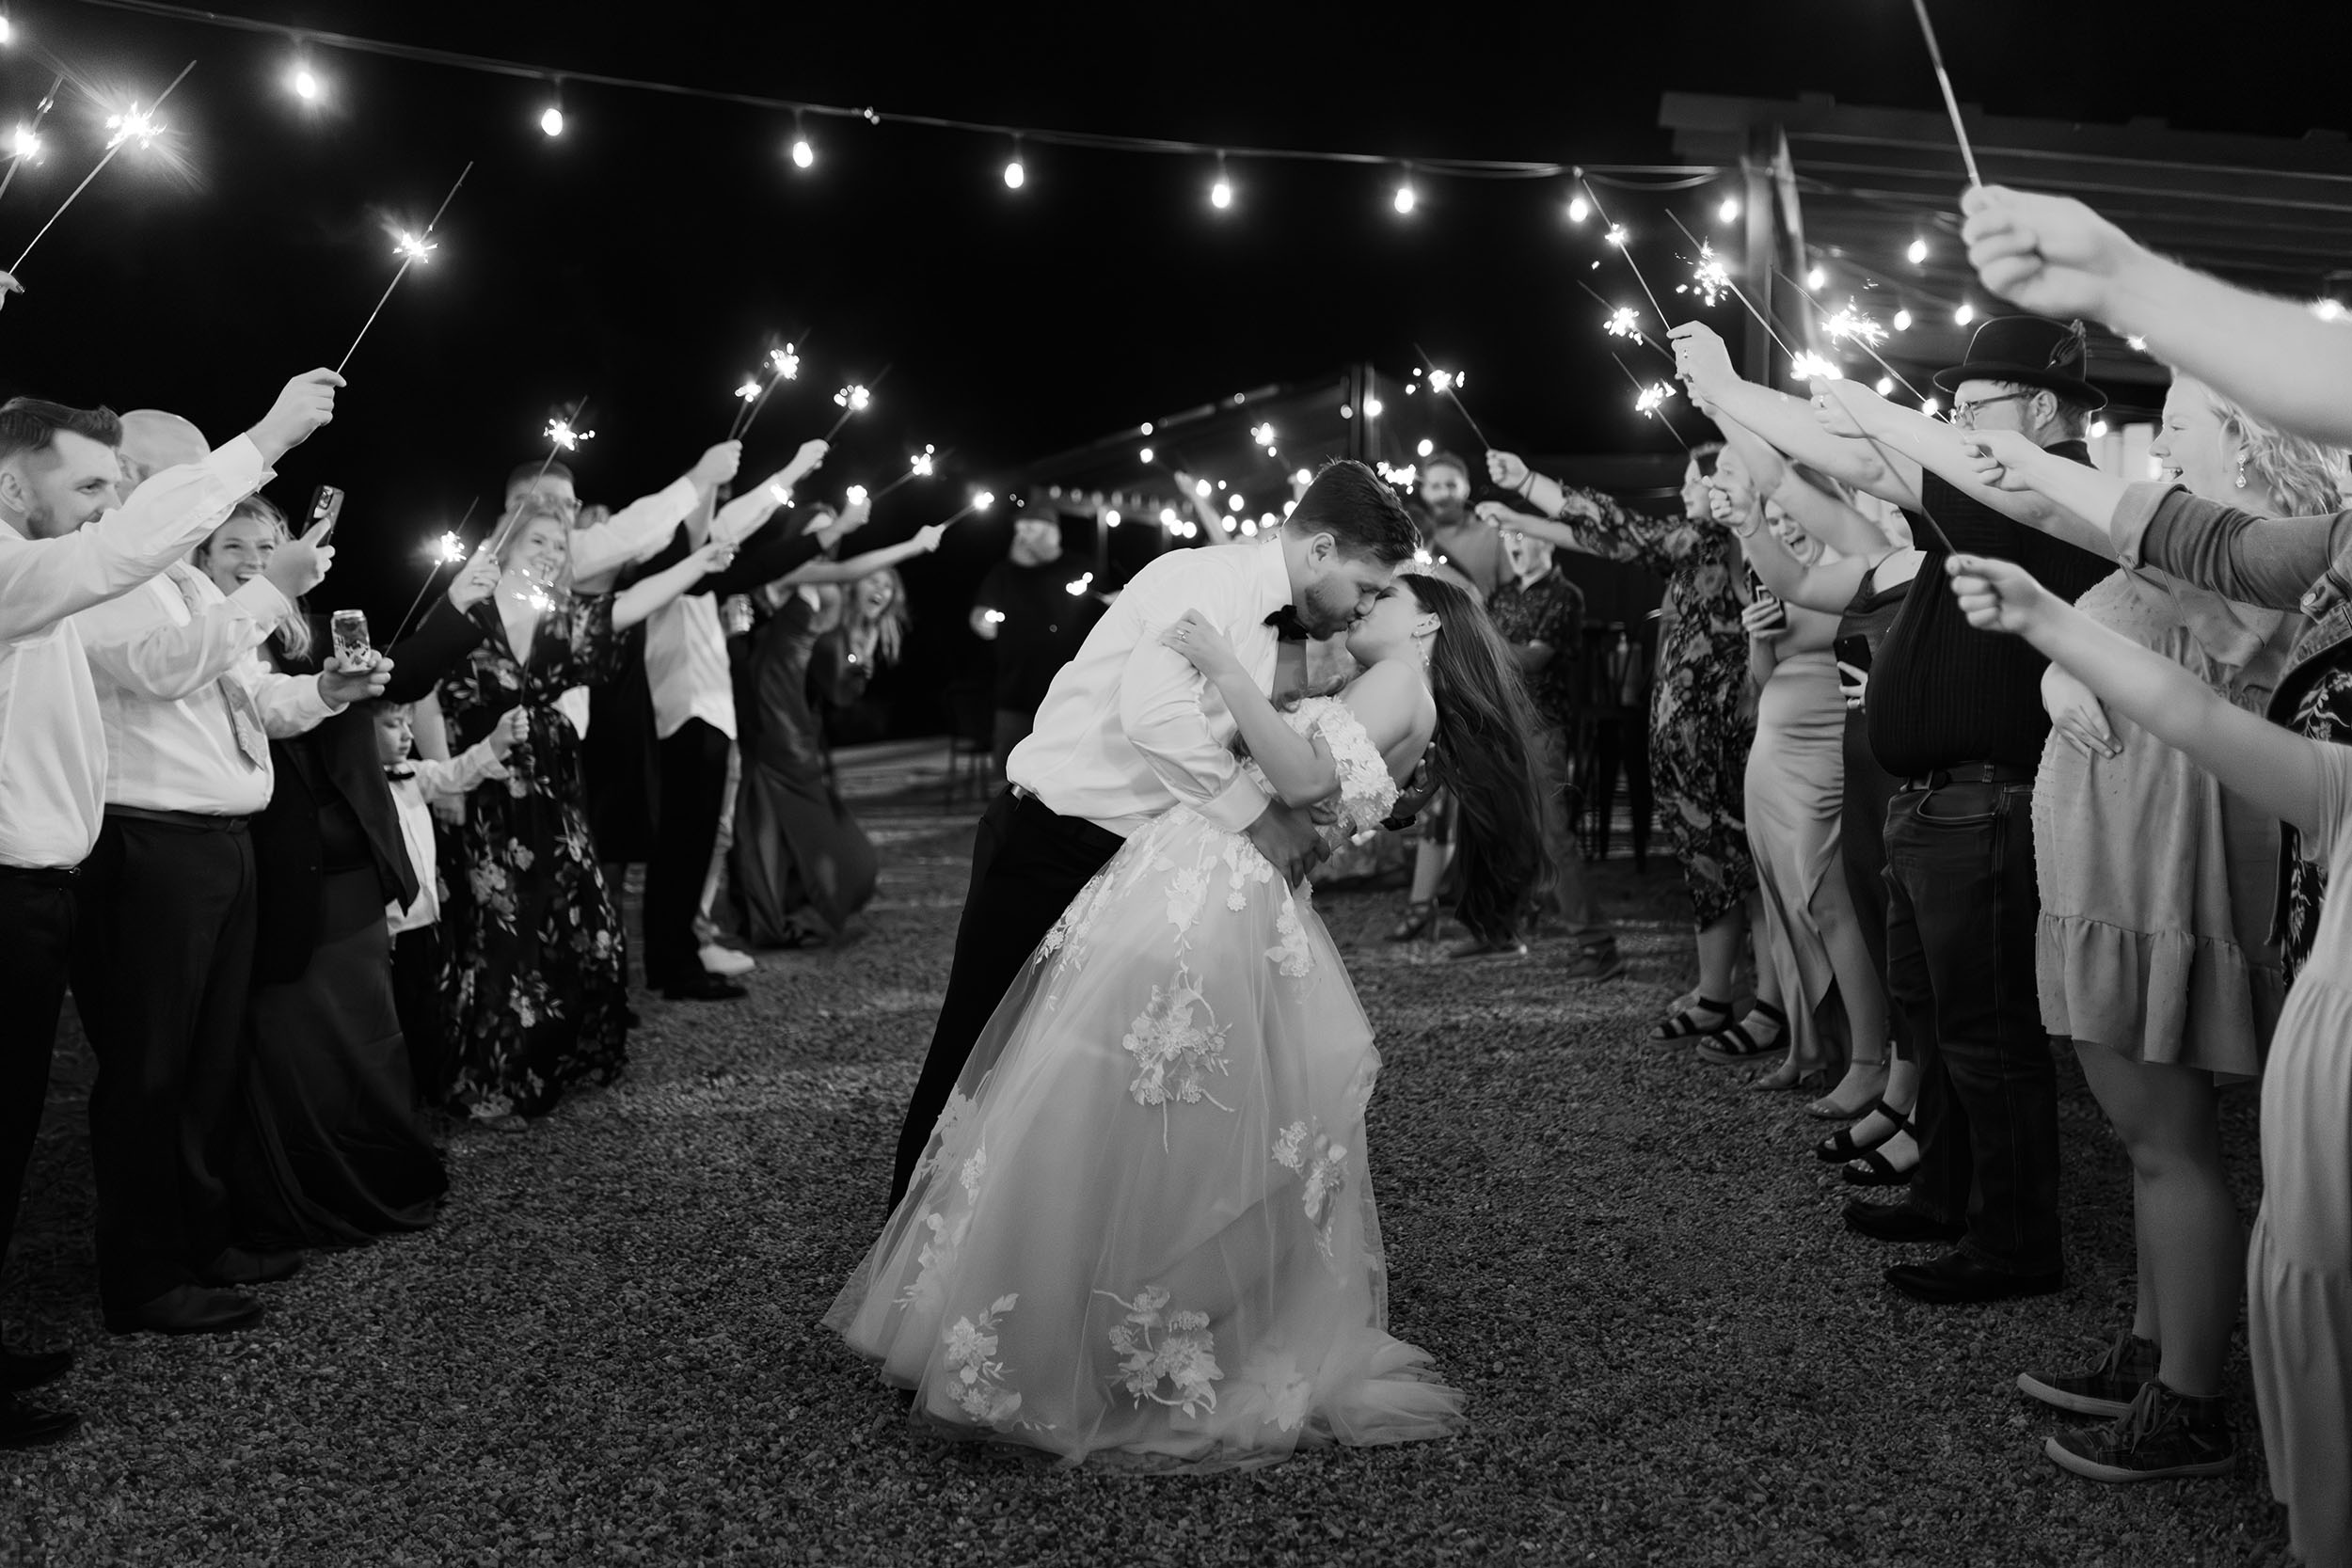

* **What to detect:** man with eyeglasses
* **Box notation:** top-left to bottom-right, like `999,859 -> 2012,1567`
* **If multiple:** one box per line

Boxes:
1673,314 -> 2113,1307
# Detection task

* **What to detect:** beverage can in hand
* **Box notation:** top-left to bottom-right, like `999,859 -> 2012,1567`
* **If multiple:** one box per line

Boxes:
330,608 -> 375,669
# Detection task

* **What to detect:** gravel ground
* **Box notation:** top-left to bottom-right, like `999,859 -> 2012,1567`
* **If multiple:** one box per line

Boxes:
0,791 -> 2288,1566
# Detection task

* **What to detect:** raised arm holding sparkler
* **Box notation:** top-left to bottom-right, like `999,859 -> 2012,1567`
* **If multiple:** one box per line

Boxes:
1671,321 -> 1923,508
710,438 -> 829,547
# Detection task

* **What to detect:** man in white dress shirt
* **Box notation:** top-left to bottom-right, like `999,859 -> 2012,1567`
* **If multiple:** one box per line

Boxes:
0,372 -> 341,1435
63,398 -> 391,1339
887,460 -> 1422,1204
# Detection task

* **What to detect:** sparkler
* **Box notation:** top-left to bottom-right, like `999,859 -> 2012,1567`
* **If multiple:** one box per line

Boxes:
481,398 -> 593,562
931,488 -> 996,530
1663,210 -> 1797,361
10,60 -> 195,276
336,162 -> 473,376
389,499 -> 481,644
1773,265 -> 1936,406
1572,279 -> 1675,363
1609,353 -> 1689,452
727,339 -> 803,440
1579,180 -> 1669,327
1788,350 -> 1844,384
0,74 -> 63,206
1908,0 -> 1982,187
820,363 -> 891,440
869,443 -> 946,500
1412,342 -> 1490,448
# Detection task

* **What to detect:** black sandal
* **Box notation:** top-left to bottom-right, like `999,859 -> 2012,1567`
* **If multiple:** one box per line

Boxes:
1696,1001 -> 1788,1063
1815,1098 -> 1913,1163
1651,997 -> 1732,1040
1385,899 -> 1438,942
1839,1104 -> 1921,1186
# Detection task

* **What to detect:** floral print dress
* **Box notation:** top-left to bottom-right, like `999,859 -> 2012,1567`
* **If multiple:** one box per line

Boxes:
826,697 -> 1465,1469
436,593 -> 631,1117
1562,490 -> 1757,926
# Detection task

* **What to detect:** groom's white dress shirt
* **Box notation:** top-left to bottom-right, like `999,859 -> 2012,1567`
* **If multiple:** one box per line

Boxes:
0,436 -> 271,868
1008,538 -> 1289,839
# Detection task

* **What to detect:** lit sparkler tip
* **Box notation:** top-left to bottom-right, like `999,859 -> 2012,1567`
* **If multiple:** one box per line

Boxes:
544,417 -> 596,451
769,346 -> 800,379
845,484 -> 868,505
10,124 -> 37,160
1426,368 -> 1455,394
393,230 -> 435,263
103,102 -> 163,150
735,378 -> 761,402
434,531 -> 467,563
1604,306 -> 1642,340
909,449 -> 934,477
1604,223 -> 1628,247
833,384 -> 869,411
1788,351 -> 1844,384
973,490 -> 995,511
1823,304 -> 1885,347
1634,382 -> 1677,418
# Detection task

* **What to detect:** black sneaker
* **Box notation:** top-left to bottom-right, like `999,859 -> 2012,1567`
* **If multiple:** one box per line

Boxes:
2018,1328 -> 2159,1418
2045,1379 -> 2235,1482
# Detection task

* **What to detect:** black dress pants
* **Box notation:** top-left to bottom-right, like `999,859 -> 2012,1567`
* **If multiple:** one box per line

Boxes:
390,924 -> 447,1106
69,815 -> 258,1313
889,789 -> 1120,1207
0,869 -> 76,1280
644,719 -> 732,990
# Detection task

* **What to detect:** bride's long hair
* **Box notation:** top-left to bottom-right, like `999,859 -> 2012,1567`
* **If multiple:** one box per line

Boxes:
1400,573 -> 1554,938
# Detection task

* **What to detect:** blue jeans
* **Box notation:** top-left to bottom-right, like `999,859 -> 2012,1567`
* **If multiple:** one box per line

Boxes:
1882,778 -> 2063,1275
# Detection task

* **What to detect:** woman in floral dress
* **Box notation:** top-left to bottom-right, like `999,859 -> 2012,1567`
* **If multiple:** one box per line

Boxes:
436,501 -> 729,1117
827,573 -> 1547,1468
1483,447 -> 1763,1041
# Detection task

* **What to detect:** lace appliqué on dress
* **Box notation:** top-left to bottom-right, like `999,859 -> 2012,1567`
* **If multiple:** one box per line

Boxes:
1099,1286 -> 1223,1418
1271,1119 -> 1349,1258
1297,696 -> 1401,838
943,1294 -> 1027,1425
1122,974 -> 1235,1148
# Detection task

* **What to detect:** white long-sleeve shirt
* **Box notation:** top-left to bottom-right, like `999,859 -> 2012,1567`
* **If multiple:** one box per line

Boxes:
0,435 -> 272,867
565,475 -> 702,582
1008,539 -> 1288,838
387,738 -> 509,933
74,560 -> 342,816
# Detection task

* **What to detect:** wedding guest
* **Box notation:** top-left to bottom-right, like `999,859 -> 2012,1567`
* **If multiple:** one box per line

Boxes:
637,444 -> 834,1002
1483,527 -> 1621,976
969,515 -> 1088,770
71,419 -> 390,1335
1677,317 -> 2114,1305
435,496 -> 739,1117
0,372 -> 337,1430
1962,404 -> 2346,1492
733,521 -> 948,948
1485,444 -> 1764,1045
380,697 -> 519,1109
1947,549 -> 2349,1565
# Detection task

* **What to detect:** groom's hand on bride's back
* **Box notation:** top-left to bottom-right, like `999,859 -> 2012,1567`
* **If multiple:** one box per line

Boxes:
1246,799 -> 1332,885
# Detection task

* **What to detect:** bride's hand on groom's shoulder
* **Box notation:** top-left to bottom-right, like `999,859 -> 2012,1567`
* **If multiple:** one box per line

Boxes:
1160,609 -> 1241,680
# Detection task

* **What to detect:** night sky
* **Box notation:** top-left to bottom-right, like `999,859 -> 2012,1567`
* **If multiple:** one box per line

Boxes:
3,0 -> 2346,718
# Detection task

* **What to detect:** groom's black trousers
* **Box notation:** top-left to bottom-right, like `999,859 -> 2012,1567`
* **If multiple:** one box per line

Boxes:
890,787 -> 1121,1207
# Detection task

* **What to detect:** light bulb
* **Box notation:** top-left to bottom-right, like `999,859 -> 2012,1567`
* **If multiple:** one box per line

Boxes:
2318,299 -> 2345,323
1194,479 -> 1212,498
1955,303 -> 1976,325
1416,438 -> 1433,457
1291,468 -> 1310,486
1004,158 -> 1025,189
2090,420 -> 2108,438
1103,509 -> 1120,529
1211,177 -> 1232,210
1566,195 -> 1590,224
1718,197 -> 1739,223
1139,421 -> 1153,435
0,15 -> 13,45
1363,397 -> 1383,418
292,66 -> 319,103
1906,238 -> 1929,264
540,104 -> 564,137
1282,499 -> 1296,516
1138,446 -> 1154,465
791,137 -> 813,169
1393,181 -> 1416,215
1875,376 -> 1895,396
1227,494 -> 1243,513
1921,397 -> 1941,418
1892,309 -> 1913,332
1805,265 -> 1826,291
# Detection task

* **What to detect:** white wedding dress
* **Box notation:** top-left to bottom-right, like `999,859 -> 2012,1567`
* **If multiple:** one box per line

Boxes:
826,696 -> 1464,1469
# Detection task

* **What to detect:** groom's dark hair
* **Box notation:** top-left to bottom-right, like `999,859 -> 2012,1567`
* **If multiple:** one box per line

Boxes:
1292,460 -> 1419,565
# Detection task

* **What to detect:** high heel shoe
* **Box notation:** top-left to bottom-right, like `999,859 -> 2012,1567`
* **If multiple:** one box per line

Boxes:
1385,899 -> 1438,942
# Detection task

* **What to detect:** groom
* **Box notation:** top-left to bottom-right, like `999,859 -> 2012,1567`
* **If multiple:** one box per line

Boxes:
889,460 -> 1421,1204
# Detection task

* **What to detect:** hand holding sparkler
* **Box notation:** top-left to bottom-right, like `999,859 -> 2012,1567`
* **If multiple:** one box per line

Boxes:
1958,185 -> 2146,322
244,370 -> 346,467
10,62 -> 196,278
0,271 -> 21,310
1808,377 -> 1885,439
1958,428 -> 2053,494
689,439 -> 743,492
445,540 -> 501,611
337,163 -> 472,376
1485,450 -> 1532,493
912,522 -> 948,554
1667,322 -> 1740,404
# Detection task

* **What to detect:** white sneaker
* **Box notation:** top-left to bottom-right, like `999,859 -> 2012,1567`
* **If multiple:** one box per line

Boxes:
699,942 -> 755,977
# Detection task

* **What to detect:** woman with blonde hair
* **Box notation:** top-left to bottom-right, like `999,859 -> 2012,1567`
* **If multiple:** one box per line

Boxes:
1971,379 -> 2347,1485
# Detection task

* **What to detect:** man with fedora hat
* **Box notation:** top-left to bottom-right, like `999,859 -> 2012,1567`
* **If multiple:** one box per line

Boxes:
1672,313 -> 2115,1305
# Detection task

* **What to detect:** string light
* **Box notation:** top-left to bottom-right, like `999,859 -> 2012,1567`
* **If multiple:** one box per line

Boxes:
1717,196 -> 1740,223
538,79 -> 564,137
1392,166 -> 1416,215
1920,396 -> 1941,418
2089,419 -> 2109,438
1226,494 -> 1243,513
2317,300 -> 2345,323
288,54 -> 322,104
1893,309 -> 1913,332
1906,237 -> 1929,264
1210,150 -> 1232,211
1291,467 -> 1311,486
1804,264 -> 1826,291
1159,506 -> 1178,529
790,109 -> 814,169
1139,421 -> 1153,435
1363,396 -> 1383,417
1193,478 -> 1212,498
1416,437 -> 1433,456
1137,446 -> 1153,464
1004,135 -> 1025,190
1566,193 -> 1590,224
1954,302 -> 1976,325
1876,375 -> 1896,395
0,13 -> 12,46
1103,508 -> 1120,528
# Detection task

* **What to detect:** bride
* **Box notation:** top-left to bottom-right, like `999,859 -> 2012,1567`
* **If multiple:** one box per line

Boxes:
826,568 -> 1550,1468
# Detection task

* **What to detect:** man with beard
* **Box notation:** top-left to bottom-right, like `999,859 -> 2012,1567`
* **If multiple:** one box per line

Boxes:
1417,451 -> 1505,599
887,460 -> 1420,1206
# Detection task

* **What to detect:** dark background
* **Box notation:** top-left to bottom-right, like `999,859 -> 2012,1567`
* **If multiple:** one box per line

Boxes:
3,0 -> 2347,728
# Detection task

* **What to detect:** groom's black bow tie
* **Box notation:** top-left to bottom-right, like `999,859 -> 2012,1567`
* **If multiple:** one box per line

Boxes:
1262,607 -> 1308,641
